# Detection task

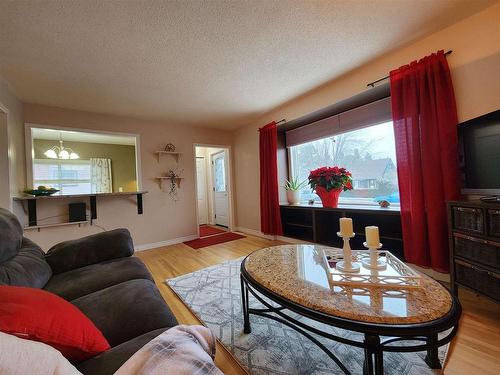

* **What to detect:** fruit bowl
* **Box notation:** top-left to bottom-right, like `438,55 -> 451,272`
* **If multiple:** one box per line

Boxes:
24,188 -> 60,197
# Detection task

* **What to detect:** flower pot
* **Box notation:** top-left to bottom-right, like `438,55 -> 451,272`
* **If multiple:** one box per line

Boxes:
315,186 -> 342,208
286,190 -> 301,205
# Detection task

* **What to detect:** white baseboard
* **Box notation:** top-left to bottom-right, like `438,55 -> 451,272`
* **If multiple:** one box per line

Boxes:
135,234 -> 198,251
276,235 -> 313,244
235,226 -> 312,244
235,226 -> 274,240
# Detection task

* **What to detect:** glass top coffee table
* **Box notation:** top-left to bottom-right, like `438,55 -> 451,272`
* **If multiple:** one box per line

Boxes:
240,245 -> 461,375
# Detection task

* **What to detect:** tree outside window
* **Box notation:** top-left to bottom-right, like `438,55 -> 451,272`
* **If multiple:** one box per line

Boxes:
289,121 -> 399,206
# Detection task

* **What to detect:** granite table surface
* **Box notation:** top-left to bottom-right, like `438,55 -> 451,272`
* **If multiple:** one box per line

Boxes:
243,244 -> 453,325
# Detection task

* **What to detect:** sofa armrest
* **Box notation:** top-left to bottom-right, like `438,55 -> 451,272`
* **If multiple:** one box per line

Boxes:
45,229 -> 134,274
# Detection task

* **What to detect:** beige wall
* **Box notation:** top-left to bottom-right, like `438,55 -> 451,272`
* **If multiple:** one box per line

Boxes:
17,103 -> 233,249
234,3 -> 500,232
0,78 -> 25,209
33,139 -> 137,192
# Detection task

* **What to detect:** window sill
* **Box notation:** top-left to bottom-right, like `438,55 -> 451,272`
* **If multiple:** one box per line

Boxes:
280,202 -> 400,213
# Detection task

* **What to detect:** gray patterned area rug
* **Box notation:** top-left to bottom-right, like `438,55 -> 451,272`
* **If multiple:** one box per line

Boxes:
166,258 -> 448,375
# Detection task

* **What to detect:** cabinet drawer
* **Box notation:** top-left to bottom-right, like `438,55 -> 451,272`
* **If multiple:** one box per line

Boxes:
488,209 -> 500,238
452,206 -> 484,234
454,234 -> 500,269
455,260 -> 500,302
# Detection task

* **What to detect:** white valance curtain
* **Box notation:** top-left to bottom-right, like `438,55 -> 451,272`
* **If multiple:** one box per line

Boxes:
90,158 -> 113,193
285,97 -> 392,147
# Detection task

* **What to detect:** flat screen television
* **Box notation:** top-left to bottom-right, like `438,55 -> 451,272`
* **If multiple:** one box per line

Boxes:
458,109 -> 500,196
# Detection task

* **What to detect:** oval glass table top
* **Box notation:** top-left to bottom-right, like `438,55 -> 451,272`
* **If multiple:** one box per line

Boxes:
243,245 -> 453,325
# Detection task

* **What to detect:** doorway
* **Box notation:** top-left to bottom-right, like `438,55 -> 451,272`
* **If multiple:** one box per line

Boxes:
211,150 -> 229,227
195,156 -> 209,225
194,145 -> 232,235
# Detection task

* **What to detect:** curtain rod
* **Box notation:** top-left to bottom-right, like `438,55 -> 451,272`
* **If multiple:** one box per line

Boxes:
366,50 -> 453,88
257,119 -> 286,132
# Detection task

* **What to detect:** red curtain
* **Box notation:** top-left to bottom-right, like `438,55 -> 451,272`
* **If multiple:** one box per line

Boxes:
259,121 -> 283,236
390,50 -> 461,272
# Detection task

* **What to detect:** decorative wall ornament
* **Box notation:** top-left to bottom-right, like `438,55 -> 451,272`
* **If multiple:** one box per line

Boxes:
164,143 -> 176,152
166,168 -> 183,201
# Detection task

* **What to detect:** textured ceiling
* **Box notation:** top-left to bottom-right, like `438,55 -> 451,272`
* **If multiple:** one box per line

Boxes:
0,0 -> 495,130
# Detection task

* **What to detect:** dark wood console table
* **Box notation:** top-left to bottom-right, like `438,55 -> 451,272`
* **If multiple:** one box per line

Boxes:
280,204 -> 404,260
448,200 -> 500,302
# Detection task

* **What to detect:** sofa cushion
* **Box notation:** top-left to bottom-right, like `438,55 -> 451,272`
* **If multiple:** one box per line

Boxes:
0,208 -> 23,263
72,279 -> 177,347
0,285 -> 110,362
44,257 -> 152,300
76,328 -> 167,375
45,229 -> 134,274
0,238 -> 52,288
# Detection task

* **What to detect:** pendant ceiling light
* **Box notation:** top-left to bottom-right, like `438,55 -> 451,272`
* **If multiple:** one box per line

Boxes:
43,134 -> 79,160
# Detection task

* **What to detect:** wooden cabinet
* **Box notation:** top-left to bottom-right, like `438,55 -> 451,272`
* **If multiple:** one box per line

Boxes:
280,204 -> 404,260
451,206 -> 484,234
448,201 -> 500,302
487,209 -> 500,238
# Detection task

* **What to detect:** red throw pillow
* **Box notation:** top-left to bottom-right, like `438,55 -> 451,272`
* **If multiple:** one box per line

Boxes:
0,285 -> 110,362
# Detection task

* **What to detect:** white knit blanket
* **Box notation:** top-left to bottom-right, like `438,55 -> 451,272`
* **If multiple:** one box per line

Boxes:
115,325 -> 224,375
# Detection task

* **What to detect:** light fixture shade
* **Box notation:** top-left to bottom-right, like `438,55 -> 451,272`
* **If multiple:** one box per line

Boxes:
43,136 -> 79,160
59,149 -> 70,159
44,149 -> 58,159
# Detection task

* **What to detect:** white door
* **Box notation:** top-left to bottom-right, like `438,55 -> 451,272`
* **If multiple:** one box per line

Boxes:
211,151 -> 229,227
196,157 -> 208,225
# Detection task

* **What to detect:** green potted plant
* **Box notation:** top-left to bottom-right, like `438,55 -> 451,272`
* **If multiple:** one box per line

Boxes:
283,177 -> 307,205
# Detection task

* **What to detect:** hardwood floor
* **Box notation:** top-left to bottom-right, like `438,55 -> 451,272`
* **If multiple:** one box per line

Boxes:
136,235 -> 500,375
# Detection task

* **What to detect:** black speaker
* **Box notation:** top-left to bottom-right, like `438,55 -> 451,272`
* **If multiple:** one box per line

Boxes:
69,202 -> 87,222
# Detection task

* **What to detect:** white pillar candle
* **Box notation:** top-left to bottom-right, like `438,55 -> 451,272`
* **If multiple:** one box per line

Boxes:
365,226 -> 380,247
339,217 -> 353,236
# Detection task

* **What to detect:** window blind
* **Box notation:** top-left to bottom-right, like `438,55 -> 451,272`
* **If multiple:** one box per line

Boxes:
285,97 -> 392,147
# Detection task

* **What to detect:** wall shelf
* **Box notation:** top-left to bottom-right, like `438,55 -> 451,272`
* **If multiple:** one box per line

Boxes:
13,191 -> 147,227
155,151 -> 182,163
24,220 -> 89,232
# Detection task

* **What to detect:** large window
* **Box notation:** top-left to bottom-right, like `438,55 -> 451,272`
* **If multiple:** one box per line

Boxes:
289,121 -> 399,206
33,159 -> 92,195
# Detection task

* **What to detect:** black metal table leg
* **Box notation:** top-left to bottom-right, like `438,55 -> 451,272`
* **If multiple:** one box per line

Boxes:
425,333 -> 442,369
363,334 -> 383,375
137,193 -> 143,214
27,199 -> 37,226
89,195 -> 97,223
240,275 -> 251,334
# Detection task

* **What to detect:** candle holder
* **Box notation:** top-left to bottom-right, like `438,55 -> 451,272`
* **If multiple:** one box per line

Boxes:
361,242 -> 387,270
336,232 -> 360,273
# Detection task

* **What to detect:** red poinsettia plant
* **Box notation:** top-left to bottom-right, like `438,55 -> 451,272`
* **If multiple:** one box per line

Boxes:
308,166 -> 353,192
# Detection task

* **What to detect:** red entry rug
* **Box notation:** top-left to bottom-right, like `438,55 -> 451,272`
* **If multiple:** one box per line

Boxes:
184,232 -> 245,249
199,225 -> 226,238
